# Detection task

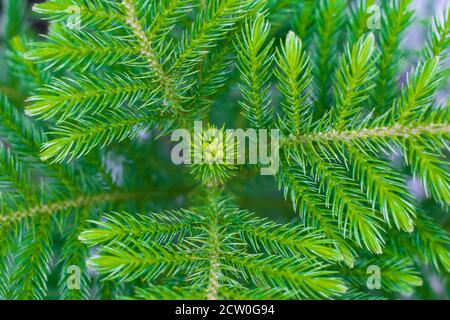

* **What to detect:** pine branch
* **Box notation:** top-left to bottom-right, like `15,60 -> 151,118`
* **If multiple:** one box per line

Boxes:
87,239 -> 200,282
227,209 -> 342,262
32,0 -> 126,31
393,57 -> 441,124
0,94 -> 44,156
0,147 -> 33,207
12,216 -> 53,300
278,165 -> 357,267
313,0 -> 347,113
3,0 -> 26,40
406,141 -> 450,207
26,29 -> 142,71
409,212 -> 450,272
204,195 -> 223,300
7,36 -> 49,91
81,191 -> 347,299
347,0 -> 377,46
0,226 -> 13,299
330,33 -> 376,131
275,30 -> 312,134
345,255 -> 422,294
0,192 -> 142,225
185,40 -> 235,117
26,72 -> 159,122
39,109 -> 159,163
58,208 -> 92,300
171,0 -> 265,75
373,0 -> 413,111
293,0 -> 316,47
284,123 -> 450,144
291,146 -> 385,254
226,254 -> 346,299
345,146 -> 415,231
2,0 -> 449,300
422,5 -> 450,61
236,15 -> 274,128
145,0 -> 195,44
79,209 -> 204,245
122,0 -> 185,113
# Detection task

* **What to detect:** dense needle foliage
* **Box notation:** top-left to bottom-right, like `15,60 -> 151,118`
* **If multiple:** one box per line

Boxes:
0,0 -> 449,300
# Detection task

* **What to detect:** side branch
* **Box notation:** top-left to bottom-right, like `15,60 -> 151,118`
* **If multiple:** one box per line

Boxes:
284,123 -> 450,145
0,192 -> 143,224
122,0 -> 180,112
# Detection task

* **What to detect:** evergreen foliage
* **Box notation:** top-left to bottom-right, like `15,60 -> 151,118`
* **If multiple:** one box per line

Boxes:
0,0 -> 448,300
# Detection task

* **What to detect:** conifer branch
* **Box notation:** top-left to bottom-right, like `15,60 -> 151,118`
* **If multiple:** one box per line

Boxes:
275,31 -> 312,134
0,192 -> 143,224
236,15 -> 274,128
373,0 -> 413,111
122,0 -> 182,114
314,0 -> 347,113
2,0 -> 449,300
284,123 -> 450,145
